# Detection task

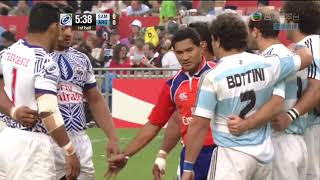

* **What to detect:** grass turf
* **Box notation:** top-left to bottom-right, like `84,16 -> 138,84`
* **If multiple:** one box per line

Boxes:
87,128 -> 181,180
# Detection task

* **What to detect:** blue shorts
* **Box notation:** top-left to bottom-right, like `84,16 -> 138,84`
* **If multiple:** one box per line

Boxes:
179,145 -> 216,180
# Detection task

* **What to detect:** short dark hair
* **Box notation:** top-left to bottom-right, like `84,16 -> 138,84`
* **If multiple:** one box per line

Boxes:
28,2 -> 61,33
282,1 -> 320,35
189,21 -> 214,54
209,13 -> 248,51
171,28 -> 201,49
1,31 -> 16,42
248,8 -> 280,38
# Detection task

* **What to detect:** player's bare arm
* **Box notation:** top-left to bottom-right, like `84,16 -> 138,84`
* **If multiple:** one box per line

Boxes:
35,93 -> 80,179
182,116 -> 210,180
153,111 -> 181,180
84,86 -> 120,157
292,79 -> 320,116
0,79 -> 37,127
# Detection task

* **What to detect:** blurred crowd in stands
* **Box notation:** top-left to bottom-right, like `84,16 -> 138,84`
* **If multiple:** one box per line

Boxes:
0,0 -> 275,71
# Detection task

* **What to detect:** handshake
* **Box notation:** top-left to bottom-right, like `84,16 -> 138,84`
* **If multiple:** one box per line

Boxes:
106,150 -> 167,180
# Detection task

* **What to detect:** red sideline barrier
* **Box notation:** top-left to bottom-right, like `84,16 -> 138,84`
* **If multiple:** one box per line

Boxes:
112,79 -> 166,128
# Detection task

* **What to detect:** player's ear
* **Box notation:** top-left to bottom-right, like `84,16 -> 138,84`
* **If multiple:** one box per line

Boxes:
252,27 -> 259,39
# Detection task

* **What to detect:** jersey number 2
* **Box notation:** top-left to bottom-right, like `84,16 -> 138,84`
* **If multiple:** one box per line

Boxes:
240,90 -> 256,118
11,67 -> 17,105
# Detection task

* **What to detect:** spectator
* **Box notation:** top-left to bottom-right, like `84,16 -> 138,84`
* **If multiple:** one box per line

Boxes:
129,37 -> 146,67
126,0 -> 150,16
120,19 -> 143,48
0,31 -> 16,51
76,43 -> 101,68
109,44 -> 132,72
0,26 -> 5,40
141,42 -> 161,68
160,1 -> 177,24
9,0 -> 30,16
207,0 -> 226,16
149,0 -> 161,16
161,39 -> 181,76
8,25 -> 17,36
86,32 -> 102,63
99,29 -> 120,67
71,31 -> 84,49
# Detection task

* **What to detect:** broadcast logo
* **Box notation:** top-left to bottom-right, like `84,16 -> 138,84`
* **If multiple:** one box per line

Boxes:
60,13 -> 72,26
251,12 -> 262,21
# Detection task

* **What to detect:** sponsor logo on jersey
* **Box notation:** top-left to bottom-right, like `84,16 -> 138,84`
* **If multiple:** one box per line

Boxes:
182,116 -> 193,125
179,92 -> 188,101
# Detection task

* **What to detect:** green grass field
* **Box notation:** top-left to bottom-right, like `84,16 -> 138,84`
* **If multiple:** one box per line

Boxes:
87,128 -> 181,180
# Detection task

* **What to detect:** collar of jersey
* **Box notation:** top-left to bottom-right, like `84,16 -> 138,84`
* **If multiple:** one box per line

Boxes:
261,43 -> 283,55
181,56 -> 206,77
54,47 -> 71,53
21,39 -> 46,50
218,51 -> 246,63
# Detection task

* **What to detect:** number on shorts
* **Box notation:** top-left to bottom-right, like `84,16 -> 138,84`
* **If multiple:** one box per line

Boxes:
239,90 -> 256,118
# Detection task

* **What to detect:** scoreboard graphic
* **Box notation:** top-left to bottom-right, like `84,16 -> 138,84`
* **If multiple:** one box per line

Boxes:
59,13 -> 118,31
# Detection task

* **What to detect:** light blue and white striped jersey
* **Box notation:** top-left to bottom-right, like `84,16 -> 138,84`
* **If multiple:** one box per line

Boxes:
262,44 -> 309,135
194,52 -> 301,162
50,47 -> 97,133
297,35 -> 320,127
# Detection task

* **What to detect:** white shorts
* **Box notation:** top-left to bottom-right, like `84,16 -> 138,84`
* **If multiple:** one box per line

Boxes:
271,132 -> 308,180
207,147 -> 272,180
51,130 -> 95,180
303,124 -> 320,180
0,125 -> 56,180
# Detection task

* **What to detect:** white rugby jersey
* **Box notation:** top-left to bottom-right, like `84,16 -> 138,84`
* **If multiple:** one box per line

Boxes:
194,52 -> 301,163
50,47 -> 96,133
262,44 -> 309,135
0,39 -> 60,133
297,35 -> 320,126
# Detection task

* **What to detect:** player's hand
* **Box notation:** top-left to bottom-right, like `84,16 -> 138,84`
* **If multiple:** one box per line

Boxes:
106,139 -> 121,158
181,171 -> 194,180
14,106 -> 38,128
105,153 -> 128,179
65,154 -> 80,180
271,112 -> 291,131
152,156 -> 166,180
227,115 -> 249,136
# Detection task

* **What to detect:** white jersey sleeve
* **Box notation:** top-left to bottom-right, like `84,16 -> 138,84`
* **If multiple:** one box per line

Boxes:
34,55 -> 60,95
266,55 -> 301,83
304,35 -> 320,80
194,70 -> 217,119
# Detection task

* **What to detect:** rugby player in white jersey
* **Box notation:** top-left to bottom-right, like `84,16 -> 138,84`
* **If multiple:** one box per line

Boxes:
50,4 -> 120,180
0,3 -> 80,180
181,13 -> 312,180
281,2 -> 320,180
248,8 -> 308,180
